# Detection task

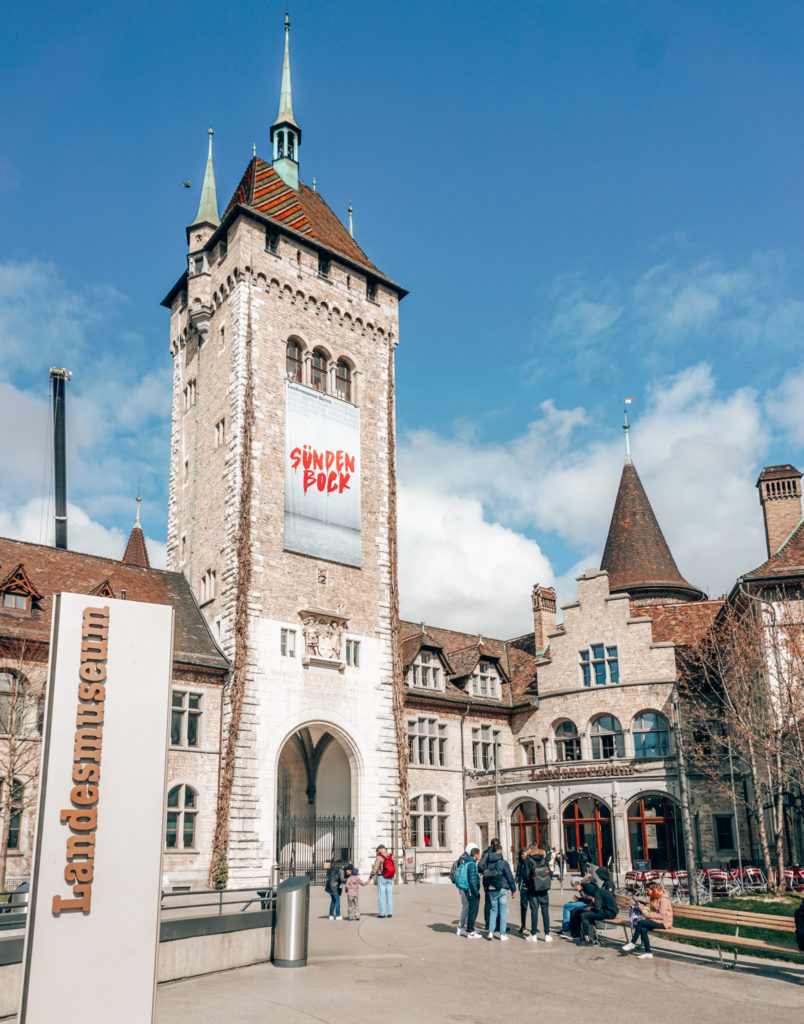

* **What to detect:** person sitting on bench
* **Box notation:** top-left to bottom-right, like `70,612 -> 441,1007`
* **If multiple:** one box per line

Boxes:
578,880 -> 619,946
622,883 -> 673,960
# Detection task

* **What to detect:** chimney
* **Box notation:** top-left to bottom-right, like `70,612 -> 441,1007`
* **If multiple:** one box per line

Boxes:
532,584 -> 557,654
50,368 -> 71,550
757,464 -> 803,558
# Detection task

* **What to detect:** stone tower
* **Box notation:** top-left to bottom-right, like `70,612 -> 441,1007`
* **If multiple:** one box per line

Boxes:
162,19 -> 407,884
756,464 -> 803,558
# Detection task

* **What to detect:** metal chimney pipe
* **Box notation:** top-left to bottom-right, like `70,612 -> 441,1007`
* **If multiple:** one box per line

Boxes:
50,367 -> 71,549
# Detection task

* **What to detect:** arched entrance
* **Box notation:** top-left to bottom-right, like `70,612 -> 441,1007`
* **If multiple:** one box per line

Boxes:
510,800 -> 549,860
627,794 -> 684,870
276,726 -> 355,882
562,796 -> 613,870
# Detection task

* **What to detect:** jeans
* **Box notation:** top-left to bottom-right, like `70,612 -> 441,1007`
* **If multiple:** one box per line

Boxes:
377,876 -> 393,917
482,886 -> 492,929
561,900 -> 587,931
581,908 -> 613,939
523,892 -> 550,934
487,889 -> 509,936
459,889 -> 470,931
632,918 -> 665,952
328,894 -> 341,917
347,895 -> 360,920
466,892 -> 480,932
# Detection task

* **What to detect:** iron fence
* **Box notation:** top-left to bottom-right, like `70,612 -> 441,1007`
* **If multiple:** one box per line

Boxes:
277,814 -> 355,884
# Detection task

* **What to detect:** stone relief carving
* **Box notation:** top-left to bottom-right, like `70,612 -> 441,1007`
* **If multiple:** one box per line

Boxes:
299,610 -> 347,665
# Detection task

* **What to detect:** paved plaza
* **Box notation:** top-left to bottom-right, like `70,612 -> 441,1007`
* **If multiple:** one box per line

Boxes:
154,883 -> 804,1024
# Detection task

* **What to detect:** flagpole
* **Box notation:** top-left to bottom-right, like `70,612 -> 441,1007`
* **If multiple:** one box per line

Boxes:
623,399 -> 633,464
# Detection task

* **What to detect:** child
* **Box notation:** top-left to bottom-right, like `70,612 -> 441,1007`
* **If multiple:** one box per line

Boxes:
344,866 -> 371,920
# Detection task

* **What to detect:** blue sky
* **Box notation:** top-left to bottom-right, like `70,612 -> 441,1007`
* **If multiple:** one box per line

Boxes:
3,1 -> 804,635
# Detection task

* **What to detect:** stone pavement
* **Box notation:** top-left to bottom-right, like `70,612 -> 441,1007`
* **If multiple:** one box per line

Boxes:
156,883 -> 804,1024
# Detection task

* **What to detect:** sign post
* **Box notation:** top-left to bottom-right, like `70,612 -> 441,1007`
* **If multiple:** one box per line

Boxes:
20,594 -> 173,1024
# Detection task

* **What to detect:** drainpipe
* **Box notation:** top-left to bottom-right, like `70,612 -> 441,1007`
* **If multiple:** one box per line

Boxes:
460,703 -> 470,844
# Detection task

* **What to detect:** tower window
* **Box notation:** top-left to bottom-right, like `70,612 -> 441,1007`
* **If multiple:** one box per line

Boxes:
288,134 -> 295,160
335,360 -> 352,402
200,569 -> 216,605
281,628 -> 296,657
311,349 -> 328,392
193,256 -> 204,276
277,132 -> 284,158
286,340 -> 303,382
366,279 -> 377,302
214,419 -> 225,448
218,238 -> 227,261
183,380 -> 196,412
318,255 -> 330,278
266,229 -> 279,254
346,639 -> 360,666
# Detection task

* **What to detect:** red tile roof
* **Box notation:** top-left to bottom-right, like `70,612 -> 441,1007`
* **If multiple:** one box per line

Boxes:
630,600 -> 723,646
601,462 -> 705,604
224,158 -> 383,278
0,537 -> 228,672
742,518 -> 804,581
122,524 -> 150,569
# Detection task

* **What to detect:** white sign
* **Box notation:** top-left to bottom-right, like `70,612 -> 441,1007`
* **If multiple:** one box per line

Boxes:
284,379 -> 361,567
20,593 -> 174,1024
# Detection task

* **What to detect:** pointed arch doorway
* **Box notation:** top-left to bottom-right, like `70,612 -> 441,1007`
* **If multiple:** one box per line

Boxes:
276,726 -> 355,883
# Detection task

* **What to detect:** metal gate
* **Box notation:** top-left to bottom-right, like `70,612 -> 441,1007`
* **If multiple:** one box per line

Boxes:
277,815 -> 355,884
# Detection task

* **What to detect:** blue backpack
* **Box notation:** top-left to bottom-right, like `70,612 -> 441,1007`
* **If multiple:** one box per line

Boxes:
454,858 -> 470,891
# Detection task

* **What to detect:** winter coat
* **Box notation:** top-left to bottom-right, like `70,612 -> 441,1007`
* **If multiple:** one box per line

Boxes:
585,882 -> 618,918
523,853 -> 553,894
483,851 -> 516,892
462,854 -> 480,897
646,890 -> 673,928
325,865 -> 346,896
344,873 -> 370,898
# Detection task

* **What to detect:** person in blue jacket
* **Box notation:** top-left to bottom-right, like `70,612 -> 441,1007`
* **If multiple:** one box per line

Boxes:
454,843 -> 483,937
483,839 -> 517,940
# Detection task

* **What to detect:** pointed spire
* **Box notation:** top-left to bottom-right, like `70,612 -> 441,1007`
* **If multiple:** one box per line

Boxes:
193,127 -> 220,228
348,204 -> 353,238
601,461 -> 704,605
122,494 -> 151,569
275,13 -> 298,129
623,398 -> 633,464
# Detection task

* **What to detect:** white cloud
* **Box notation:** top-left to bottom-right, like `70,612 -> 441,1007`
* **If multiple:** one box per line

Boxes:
767,367 -> 804,448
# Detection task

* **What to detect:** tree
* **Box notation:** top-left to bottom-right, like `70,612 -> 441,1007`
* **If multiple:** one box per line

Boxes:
0,640 -> 45,893
684,594 -> 804,892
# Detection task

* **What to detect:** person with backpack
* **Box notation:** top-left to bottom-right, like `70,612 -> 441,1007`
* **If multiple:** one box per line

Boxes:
483,839 -> 516,940
521,844 -> 553,942
477,837 -> 499,931
515,848 -> 530,934
369,844 -> 395,918
324,860 -> 346,920
453,843 -> 481,937
579,877 -> 619,946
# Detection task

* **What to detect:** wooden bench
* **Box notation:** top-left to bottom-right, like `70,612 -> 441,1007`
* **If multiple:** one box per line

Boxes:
614,892 -> 800,968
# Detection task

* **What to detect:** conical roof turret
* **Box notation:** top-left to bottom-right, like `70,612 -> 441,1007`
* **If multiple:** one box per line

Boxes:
121,495 -> 151,569
191,127 -> 220,228
600,461 -> 705,605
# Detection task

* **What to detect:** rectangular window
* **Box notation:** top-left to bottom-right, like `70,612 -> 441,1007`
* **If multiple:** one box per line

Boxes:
607,646 -> 619,683
346,639 -> 360,666
214,419 -> 225,448
1,593 -> 28,610
183,380 -> 196,412
580,650 -> 591,687
318,255 -> 330,278
219,237 -> 228,260
521,740 -> 536,765
714,815 -> 735,851
471,660 -> 500,698
580,645 -> 618,686
180,534 -> 187,562
281,628 -> 296,658
200,569 -> 216,605
266,229 -> 279,254
472,726 -> 500,769
170,690 -> 202,748
408,717 -> 447,766
366,279 -> 377,302
193,255 -> 204,275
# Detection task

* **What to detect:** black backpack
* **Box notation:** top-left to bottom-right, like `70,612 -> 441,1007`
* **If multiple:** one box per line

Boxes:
482,860 -> 503,889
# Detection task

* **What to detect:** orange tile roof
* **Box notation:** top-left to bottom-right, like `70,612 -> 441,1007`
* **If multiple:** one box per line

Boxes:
122,524 -> 150,569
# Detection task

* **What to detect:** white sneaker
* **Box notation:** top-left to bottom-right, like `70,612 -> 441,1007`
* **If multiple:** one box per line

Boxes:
486,934 -> 494,941
467,931 -> 481,939
526,934 -> 538,942
622,942 -> 636,952
543,933 -> 553,943
457,927 -> 465,936
637,952 -> 653,959
499,935 -> 509,942
329,916 -> 334,920
336,916 -> 343,920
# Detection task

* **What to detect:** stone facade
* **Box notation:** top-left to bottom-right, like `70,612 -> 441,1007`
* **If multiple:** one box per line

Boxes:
166,190 -> 405,883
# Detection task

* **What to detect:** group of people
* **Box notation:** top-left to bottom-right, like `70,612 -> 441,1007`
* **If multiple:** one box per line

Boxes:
324,844 -> 396,921
453,838 -> 673,959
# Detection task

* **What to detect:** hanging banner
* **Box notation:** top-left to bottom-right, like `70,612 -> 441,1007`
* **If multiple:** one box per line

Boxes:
20,593 -> 173,1024
284,380 -> 361,567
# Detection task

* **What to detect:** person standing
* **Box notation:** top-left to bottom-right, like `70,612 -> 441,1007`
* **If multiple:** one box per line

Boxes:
344,867 -> 370,921
325,860 -> 346,920
622,883 -> 673,959
369,844 -> 395,918
578,843 -> 593,876
522,844 -> 553,942
477,837 -> 498,931
454,843 -> 481,936
484,839 -> 516,941
515,848 -> 530,934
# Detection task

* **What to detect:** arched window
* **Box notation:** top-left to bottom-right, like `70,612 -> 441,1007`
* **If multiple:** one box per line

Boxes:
311,349 -> 328,392
409,794 -> 448,849
277,131 -> 285,158
1,778 -> 23,850
166,785 -> 197,849
555,720 -> 581,761
286,340 -> 303,382
335,360 -> 352,402
627,795 -> 683,870
562,797 -> 613,871
633,712 -> 670,758
288,134 -> 295,160
510,799 -> 548,859
0,672 -> 25,735
590,715 -> 624,760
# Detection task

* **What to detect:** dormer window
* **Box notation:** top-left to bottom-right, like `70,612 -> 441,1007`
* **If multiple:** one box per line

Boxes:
409,650 -> 442,690
471,660 -> 500,699
0,564 -> 41,613
2,592 -> 30,611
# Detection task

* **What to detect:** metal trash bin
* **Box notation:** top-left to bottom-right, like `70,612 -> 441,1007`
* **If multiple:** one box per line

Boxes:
272,876 -> 310,968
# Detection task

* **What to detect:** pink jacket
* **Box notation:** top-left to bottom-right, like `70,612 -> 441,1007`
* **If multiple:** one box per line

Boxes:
344,874 -> 370,898
648,891 -> 673,928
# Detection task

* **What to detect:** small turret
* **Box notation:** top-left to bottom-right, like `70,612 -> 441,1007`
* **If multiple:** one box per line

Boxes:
270,14 -> 301,190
